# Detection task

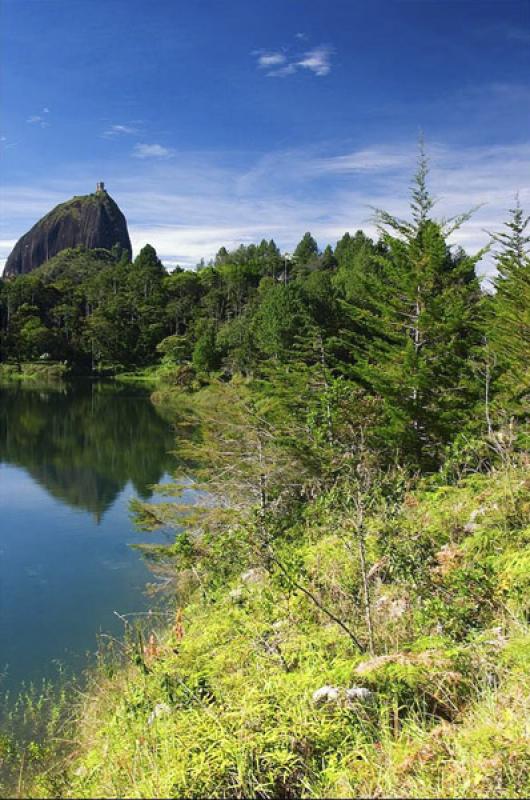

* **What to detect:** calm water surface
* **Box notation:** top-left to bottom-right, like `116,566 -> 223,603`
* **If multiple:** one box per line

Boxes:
0,380 -> 180,693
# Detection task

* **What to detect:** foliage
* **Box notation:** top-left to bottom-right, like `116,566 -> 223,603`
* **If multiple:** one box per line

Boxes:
12,463 -> 530,799
2,150 -> 530,798
487,199 -> 530,415
1,159 -> 526,471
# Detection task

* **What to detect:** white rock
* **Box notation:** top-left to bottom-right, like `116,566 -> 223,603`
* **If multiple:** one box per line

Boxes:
312,685 -> 340,705
313,685 -> 374,707
345,687 -> 374,703
147,702 -> 171,726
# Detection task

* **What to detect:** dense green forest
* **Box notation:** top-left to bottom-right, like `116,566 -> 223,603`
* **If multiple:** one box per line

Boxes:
2,160 -> 530,798
1,158 -> 528,467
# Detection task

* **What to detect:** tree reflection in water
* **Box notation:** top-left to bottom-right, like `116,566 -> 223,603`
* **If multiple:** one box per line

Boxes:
0,380 -> 176,520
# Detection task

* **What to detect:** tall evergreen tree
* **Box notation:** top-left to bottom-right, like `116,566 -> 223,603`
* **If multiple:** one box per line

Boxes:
292,232 -> 319,276
488,199 -> 530,414
345,148 -> 484,467
254,283 -> 312,363
321,244 -> 337,270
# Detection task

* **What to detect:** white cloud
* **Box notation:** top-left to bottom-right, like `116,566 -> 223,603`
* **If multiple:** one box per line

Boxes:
27,115 -> 50,128
296,46 -> 332,76
119,142 -> 530,273
2,141 -> 529,276
266,63 -> 297,78
312,148 -> 415,174
0,238 -> 17,250
257,52 -> 286,68
0,187 -> 66,222
27,108 -> 51,128
129,224 -> 265,266
103,124 -> 138,138
133,143 -> 174,159
254,41 -> 333,78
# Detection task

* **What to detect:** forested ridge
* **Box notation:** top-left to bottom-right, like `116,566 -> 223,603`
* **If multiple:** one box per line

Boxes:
2,159 -> 530,798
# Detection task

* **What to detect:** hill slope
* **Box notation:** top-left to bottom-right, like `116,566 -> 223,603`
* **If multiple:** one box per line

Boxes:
14,458 -> 530,799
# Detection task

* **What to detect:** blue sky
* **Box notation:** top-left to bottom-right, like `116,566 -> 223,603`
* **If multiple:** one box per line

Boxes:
1,0 -> 529,274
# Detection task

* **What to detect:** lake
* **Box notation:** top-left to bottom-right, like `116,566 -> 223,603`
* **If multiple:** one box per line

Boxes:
0,379 -> 179,694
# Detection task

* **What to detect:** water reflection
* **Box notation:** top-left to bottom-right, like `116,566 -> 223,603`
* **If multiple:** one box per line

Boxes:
0,379 -> 177,692
0,380 -> 175,520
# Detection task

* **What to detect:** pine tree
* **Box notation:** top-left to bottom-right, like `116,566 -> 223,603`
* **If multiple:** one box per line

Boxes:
292,232 -> 319,276
254,283 -> 312,362
321,244 -> 337,270
488,199 -> 530,414
344,147 -> 484,467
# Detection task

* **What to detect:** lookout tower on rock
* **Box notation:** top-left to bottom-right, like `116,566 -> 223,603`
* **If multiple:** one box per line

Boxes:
96,181 -> 106,193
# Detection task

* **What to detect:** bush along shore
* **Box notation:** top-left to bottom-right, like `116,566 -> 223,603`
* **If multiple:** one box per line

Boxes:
1,156 -> 529,798
0,361 -> 69,383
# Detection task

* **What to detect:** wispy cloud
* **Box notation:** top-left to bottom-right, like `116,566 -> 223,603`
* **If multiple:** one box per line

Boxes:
256,52 -> 286,68
254,40 -> 334,78
132,143 -> 175,159
310,148 -> 416,175
0,136 -> 16,150
103,124 -> 138,138
266,63 -> 297,78
125,141 -> 529,276
0,239 -> 17,252
2,141 -> 529,277
26,108 -> 50,128
296,46 -> 333,77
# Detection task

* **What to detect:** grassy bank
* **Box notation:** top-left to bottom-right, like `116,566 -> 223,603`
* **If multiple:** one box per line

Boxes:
113,365 -> 164,386
0,361 -> 182,389
9,460 -> 529,799
0,362 -> 68,383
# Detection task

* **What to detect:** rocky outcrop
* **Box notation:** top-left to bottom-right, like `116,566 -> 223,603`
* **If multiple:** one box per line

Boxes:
3,186 -> 132,277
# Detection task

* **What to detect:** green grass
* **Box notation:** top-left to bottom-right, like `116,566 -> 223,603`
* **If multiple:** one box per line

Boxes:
113,365 -> 164,386
3,462 -> 527,798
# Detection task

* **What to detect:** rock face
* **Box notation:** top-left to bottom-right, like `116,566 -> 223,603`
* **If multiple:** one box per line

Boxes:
3,185 -> 132,277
